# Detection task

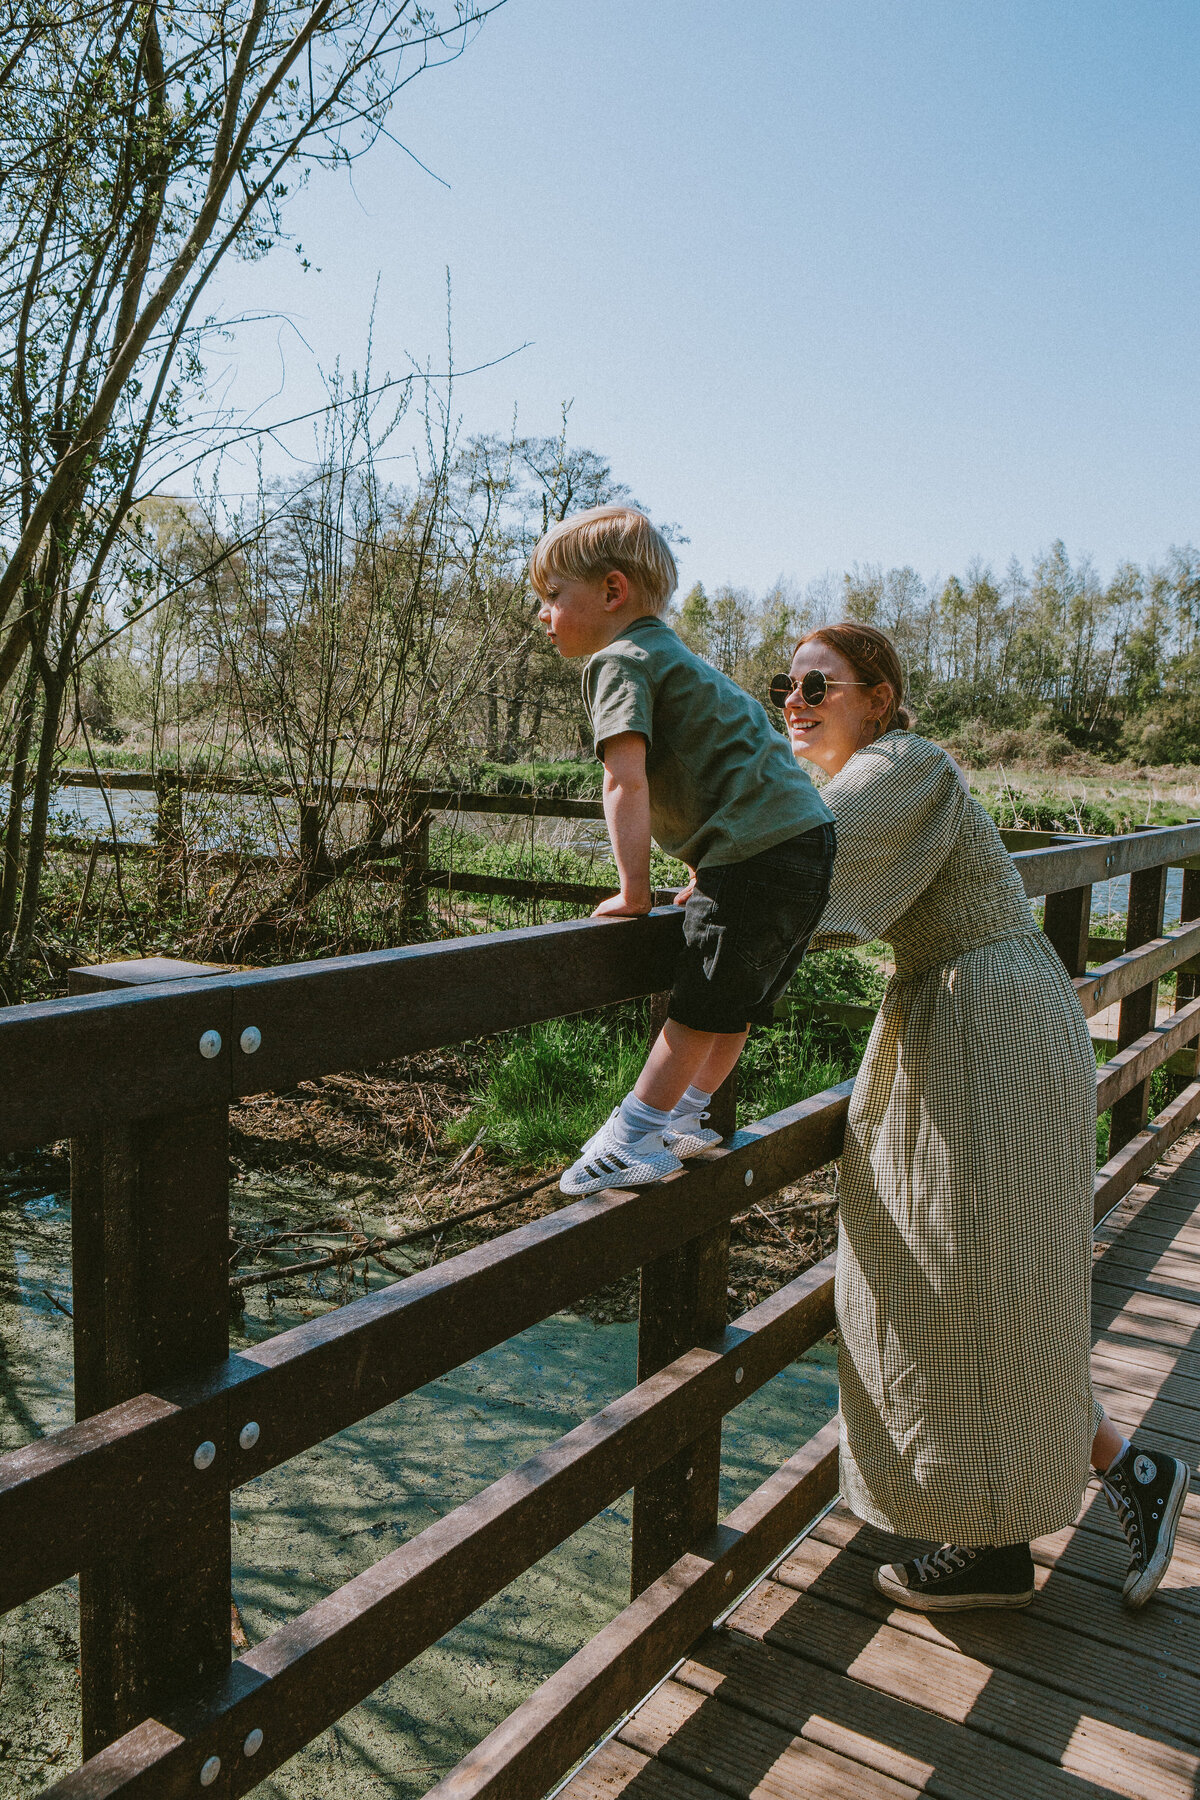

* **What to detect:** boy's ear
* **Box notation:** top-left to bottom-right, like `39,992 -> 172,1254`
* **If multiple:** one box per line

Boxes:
601,570 -> 630,612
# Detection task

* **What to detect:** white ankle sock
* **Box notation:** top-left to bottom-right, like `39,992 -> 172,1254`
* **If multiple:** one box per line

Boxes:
673,1085 -> 712,1118
612,1092 -> 673,1145
1104,1437 -> 1131,1475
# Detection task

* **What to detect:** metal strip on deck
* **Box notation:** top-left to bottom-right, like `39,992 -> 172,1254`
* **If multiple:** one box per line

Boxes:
561,1131 -> 1200,1800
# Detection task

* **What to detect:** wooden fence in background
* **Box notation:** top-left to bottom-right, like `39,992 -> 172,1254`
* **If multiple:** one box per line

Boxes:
38,764 -> 1096,913
38,765 -> 619,910
3,821 -> 1200,1797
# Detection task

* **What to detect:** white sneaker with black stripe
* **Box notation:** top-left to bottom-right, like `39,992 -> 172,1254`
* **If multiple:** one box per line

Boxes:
664,1109 -> 722,1158
560,1111 -> 683,1196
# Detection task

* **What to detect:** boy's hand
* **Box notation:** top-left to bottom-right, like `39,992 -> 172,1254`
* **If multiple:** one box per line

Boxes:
592,891 -> 652,919
673,871 -> 697,906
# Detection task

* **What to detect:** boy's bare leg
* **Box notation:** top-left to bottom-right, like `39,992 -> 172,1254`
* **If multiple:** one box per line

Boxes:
634,1019 -> 748,1113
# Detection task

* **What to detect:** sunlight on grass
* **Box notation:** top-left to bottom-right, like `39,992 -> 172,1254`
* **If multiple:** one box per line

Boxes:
448,1002 -> 868,1171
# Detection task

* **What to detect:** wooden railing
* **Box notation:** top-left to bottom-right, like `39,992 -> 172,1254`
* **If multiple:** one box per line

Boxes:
4,821 -> 1200,1798
42,765 -> 617,909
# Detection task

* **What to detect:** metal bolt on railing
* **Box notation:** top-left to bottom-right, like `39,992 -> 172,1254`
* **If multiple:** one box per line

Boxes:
243,1729 -> 264,1758
238,1421 -> 260,1451
198,1030 -> 221,1059
743,1169 -> 754,1186
199,1755 -> 220,1786
239,1026 -> 261,1055
193,1441 -> 216,1471
734,1368 -> 744,1384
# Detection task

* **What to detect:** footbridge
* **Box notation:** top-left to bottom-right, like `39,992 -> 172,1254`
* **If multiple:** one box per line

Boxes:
2,819 -> 1199,1798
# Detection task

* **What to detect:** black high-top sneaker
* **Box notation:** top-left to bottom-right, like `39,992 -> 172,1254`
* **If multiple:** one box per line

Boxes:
873,1542 -> 1035,1611
1100,1443 -> 1191,1609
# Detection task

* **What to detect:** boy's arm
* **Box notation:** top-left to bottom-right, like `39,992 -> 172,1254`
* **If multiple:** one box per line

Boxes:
593,731 -> 652,918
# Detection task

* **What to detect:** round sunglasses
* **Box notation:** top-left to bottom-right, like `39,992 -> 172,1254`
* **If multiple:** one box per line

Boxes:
769,669 -> 874,709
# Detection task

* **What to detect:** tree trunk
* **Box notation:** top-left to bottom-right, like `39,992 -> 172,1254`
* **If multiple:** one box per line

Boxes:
0,660 -> 39,949
8,668 -> 64,990
486,662 -> 498,760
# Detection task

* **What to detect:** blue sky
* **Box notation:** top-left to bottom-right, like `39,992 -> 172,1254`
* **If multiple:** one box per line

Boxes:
207,0 -> 1200,597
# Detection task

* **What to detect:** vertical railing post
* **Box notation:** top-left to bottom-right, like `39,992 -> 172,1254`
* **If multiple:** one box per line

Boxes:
69,956 -> 232,1759
153,773 -> 186,910
1043,883 -> 1093,976
630,992 -> 736,1596
1173,849 -> 1200,1080
1110,861 -> 1170,1153
400,803 -> 431,930
298,798 -> 323,902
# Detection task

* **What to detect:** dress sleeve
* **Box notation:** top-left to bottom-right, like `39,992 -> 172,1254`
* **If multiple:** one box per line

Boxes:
813,734 -> 968,946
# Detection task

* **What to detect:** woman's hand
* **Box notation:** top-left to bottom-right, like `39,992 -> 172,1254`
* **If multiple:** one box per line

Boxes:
673,872 -> 697,906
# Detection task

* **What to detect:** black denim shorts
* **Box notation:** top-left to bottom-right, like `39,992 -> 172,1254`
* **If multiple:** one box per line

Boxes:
667,823 -> 836,1034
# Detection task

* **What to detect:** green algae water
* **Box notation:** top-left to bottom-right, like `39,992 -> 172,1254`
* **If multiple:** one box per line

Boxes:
0,1180 -> 837,1796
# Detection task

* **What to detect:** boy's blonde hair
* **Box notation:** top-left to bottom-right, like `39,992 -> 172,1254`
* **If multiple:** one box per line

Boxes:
529,505 -> 678,615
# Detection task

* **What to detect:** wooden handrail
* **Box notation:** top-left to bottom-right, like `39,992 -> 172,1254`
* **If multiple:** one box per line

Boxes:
0,910 -> 685,1152
1073,916 -> 1200,1017
45,765 -> 608,819
1013,821 -> 1200,895
5,825 -> 1200,1155
428,1422 -> 842,1800
13,953 -> 1200,1626
40,1265 -> 837,1800
0,1081 -> 852,1614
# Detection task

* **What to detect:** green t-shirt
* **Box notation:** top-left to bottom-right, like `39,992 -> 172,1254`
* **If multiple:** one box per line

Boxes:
582,614 -> 832,869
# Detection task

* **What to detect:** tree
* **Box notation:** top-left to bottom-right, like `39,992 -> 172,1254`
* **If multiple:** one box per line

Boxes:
0,0 -> 504,989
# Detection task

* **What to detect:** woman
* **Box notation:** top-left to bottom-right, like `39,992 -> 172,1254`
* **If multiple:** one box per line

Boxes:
775,622 -> 1188,1612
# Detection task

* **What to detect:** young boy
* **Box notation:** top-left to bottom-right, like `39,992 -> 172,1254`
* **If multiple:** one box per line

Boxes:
533,504 -> 835,1196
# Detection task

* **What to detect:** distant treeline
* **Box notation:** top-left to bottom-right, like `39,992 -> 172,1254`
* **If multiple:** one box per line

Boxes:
674,541 -> 1200,765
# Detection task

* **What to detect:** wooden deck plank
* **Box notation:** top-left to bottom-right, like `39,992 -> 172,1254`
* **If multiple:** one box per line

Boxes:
1089,1381 -> 1200,1448
677,1630 -> 1136,1800
1090,1332 -> 1200,1385
1091,1345 -> 1200,1412
1091,1277 -> 1200,1345
727,1572 -> 1200,1788
1095,1212 -> 1200,1251
618,1677 -> 923,1799
558,1738 -> 724,1799
1093,1244 -> 1200,1292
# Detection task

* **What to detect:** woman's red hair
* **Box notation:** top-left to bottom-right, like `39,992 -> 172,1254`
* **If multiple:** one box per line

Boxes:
795,622 -> 915,733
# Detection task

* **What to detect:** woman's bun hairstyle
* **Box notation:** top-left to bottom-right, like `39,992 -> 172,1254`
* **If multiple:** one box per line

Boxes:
795,622 -> 915,733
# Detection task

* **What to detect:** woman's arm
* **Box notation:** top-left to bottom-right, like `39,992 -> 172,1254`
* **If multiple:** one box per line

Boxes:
817,736 -> 967,943
592,731 -> 653,918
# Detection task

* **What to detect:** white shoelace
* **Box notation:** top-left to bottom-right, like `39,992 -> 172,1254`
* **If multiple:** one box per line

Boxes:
1101,1472 -> 1145,1560
911,1545 -> 975,1582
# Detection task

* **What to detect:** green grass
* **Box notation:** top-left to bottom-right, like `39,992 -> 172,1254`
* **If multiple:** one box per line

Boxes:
473,759 -> 602,797
446,984 -> 869,1170
968,768 -> 1199,835
1093,1044 -> 1174,1166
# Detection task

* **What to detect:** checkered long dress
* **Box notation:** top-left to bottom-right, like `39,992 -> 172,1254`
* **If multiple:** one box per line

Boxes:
815,731 -> 1097,1545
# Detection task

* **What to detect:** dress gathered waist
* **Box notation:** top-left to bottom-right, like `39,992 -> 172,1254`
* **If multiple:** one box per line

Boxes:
889,924 -> 1045,981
